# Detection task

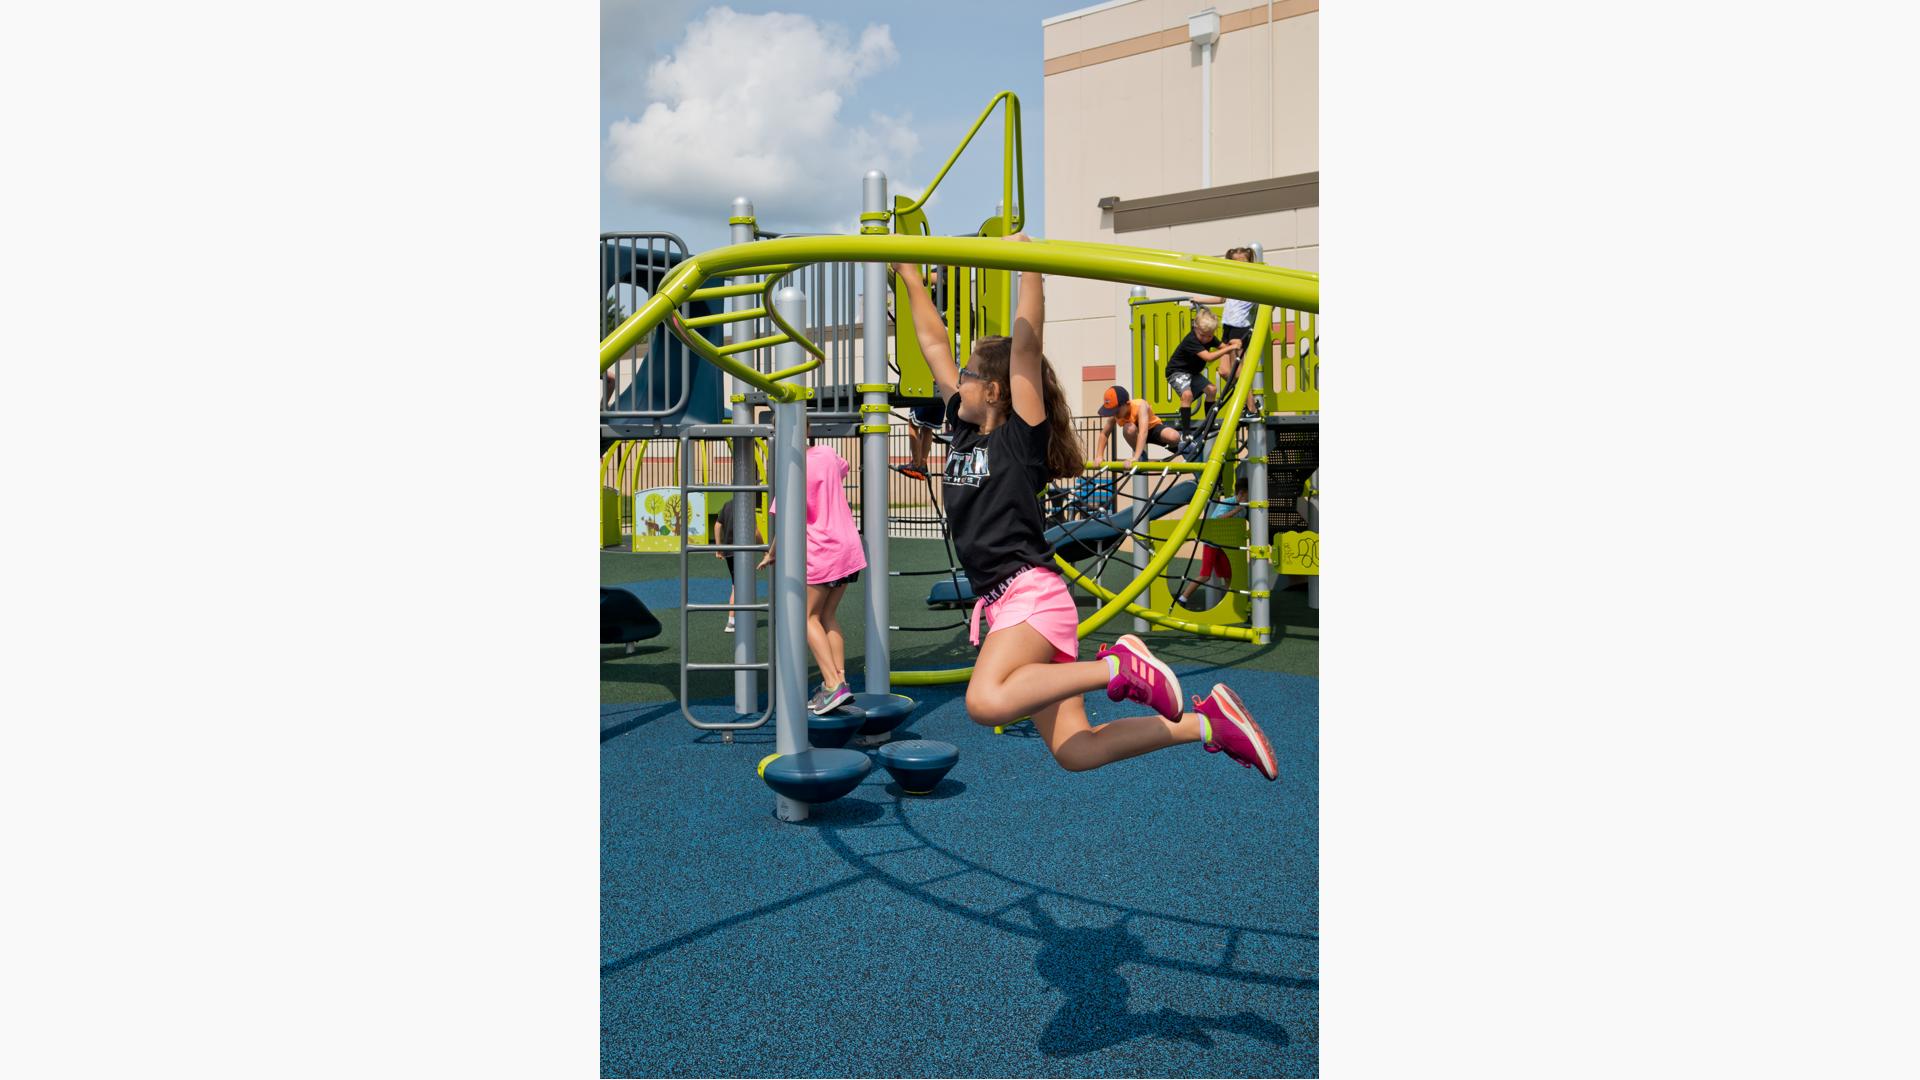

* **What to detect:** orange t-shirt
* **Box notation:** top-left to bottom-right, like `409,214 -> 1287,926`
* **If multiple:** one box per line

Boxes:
1119,399 -> 1159,428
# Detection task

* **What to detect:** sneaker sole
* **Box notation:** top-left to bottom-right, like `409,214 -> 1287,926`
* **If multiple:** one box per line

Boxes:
1206,683 -> 1277,780
1114,633 -> 1183,721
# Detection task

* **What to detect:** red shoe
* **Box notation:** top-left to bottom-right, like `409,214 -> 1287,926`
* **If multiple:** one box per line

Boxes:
1193,683 -> 1278,781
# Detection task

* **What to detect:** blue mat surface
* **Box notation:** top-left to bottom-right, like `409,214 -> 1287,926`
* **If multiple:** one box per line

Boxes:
602,667 -> 1318,1078
604,577 -> 767,612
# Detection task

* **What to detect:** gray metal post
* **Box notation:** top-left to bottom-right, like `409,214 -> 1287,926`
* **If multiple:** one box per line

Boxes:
729,198 -> 759,715
1126,285 -> 1147,395
771,286 -> 811,822
1127,286 -> 1149,635
1250,241 -> 1264,263
1248,317 -> 1272,640
1132,469 -> 1151,635
1006,199 -> 1021,330
861,170 -> 891,695
1304,470 -> 1319,610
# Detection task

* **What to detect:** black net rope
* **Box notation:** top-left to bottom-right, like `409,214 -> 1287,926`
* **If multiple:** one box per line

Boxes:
1073,413 -> 1255,601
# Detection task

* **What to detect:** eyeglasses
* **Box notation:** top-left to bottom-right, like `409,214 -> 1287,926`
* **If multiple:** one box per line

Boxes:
958,367 -> 984,383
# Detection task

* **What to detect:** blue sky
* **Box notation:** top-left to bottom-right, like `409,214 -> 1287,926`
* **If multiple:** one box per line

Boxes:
601,0 -> 1057,254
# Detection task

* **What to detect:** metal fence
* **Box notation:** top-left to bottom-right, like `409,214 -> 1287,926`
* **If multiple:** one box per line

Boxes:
601,414 -> 1120,544
601,232 -> 693,418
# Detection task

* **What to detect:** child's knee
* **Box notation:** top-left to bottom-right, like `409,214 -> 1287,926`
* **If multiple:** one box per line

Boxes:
964,686 -> 1008,725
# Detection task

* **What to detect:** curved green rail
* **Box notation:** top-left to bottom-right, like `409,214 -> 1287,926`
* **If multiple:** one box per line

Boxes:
601,235 -> 1318,380
1051,561 -> 1262,642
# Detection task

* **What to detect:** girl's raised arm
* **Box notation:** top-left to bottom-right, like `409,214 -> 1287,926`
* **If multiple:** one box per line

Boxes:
1004,234 -> 1047,428
892,264 -> 960,401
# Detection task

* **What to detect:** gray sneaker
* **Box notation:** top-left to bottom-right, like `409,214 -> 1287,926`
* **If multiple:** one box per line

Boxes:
814,683 -> 852,714
805,683 -> 829,712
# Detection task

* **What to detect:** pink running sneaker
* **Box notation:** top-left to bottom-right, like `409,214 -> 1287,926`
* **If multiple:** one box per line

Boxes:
1193,683 -> 1278,781
1097,633 -> 1184,722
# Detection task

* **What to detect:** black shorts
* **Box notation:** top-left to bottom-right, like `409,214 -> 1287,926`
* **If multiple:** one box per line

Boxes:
1144,422 -> 1180,445
907,402 -> 945,430
814,571 -> 860,589
1221,324 -> 1252,349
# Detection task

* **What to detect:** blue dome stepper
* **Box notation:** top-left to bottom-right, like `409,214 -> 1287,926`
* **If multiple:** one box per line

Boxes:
828,692 -> 917,736
875,740 -> 959,796
805,709 -> 864,749
757,748 -> 872,804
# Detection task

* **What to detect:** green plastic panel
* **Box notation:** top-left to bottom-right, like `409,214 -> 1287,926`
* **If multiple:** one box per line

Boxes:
1129,298 -> 1319,416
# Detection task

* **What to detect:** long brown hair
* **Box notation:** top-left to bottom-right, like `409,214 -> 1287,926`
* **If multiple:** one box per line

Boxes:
968,336 -> 1085,481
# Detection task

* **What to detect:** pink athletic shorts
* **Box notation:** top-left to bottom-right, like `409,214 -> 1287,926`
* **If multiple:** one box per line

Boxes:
970,566 -> 1080,664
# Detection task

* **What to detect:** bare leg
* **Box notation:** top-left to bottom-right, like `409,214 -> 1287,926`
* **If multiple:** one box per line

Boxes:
823,583 -> 849,688
964,622 -> 1110,727
1030,694 -> 1204,773
805,584 -> 842,689
909,427 -> 931,472
966,624 -> 1205,770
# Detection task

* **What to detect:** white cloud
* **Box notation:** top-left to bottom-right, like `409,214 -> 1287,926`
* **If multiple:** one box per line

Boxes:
601,0 -> 699,114
604,7 -> 920,234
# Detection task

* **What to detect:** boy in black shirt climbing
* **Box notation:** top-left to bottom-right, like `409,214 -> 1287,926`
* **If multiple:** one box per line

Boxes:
1165,307 -> 1241,435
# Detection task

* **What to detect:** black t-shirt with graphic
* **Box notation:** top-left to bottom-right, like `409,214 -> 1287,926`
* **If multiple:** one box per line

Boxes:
941,393 -> 1054,594
1167,329 -> 1218,376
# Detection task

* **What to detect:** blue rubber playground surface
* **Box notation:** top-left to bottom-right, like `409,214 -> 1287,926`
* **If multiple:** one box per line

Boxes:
602,543 -> 1318,1077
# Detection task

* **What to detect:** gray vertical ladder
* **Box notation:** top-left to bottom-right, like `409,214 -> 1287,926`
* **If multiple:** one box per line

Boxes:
677,423 -> 775,738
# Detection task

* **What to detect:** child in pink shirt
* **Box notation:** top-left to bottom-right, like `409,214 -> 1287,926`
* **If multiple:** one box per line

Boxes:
759,442 -> 867,713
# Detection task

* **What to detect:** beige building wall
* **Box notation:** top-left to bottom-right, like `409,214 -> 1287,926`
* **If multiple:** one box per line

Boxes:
1042,0 -> 1318,414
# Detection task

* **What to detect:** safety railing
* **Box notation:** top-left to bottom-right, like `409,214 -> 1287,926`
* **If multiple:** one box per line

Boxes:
601,232 -> 696,419
1130,296 -> 1320,416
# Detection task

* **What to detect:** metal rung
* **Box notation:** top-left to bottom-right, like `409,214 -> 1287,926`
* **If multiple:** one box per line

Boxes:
681,483 -> 769,493
718,333 -> 788,356
683,306 -> 764,329
682,424 -> 772,439
686,662 -> 770,672
685,543 -> 769,553
687,603 -> 770,613
688,282 -> 764,302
